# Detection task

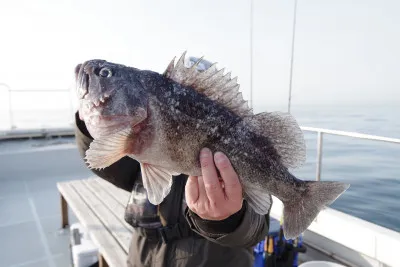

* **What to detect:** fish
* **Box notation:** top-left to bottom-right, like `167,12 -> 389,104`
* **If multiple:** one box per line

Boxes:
74,52 -> 350,239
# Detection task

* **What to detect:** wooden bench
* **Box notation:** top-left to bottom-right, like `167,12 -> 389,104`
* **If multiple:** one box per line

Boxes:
57,177 -> 133,267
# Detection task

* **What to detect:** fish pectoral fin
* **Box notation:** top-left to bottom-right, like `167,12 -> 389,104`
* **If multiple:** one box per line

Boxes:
84,128 -> 132,169
244,112 -> 306,169
243,182 -> 272,215
141,163 -> 179,205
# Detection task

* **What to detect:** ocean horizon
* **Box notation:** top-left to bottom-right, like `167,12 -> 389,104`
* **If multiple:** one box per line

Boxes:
0,104 -> 399,232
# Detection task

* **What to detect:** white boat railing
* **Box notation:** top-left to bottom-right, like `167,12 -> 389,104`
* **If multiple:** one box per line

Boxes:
270,126 -> 400,267
0,83 -> 74,130
271,126 -> 400,267
300,126 -> 400,183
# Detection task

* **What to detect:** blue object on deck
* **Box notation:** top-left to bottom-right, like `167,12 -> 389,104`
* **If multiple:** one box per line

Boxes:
253,217 -> 306,267
253,240 -> 266,267
253,217 -> 281,267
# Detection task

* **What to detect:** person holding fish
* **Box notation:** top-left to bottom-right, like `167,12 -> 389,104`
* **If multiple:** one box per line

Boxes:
75,117 -> 270,267
73,56 -> 271,267
73,53 -> 348,267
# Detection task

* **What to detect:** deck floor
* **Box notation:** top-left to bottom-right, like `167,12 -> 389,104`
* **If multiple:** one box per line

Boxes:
0,136 -> 344,267
0,137 -> 91,267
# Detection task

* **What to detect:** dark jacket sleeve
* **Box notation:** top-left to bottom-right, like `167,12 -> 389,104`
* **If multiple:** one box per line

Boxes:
185,200 -> 270,248
74,111 -> 141,192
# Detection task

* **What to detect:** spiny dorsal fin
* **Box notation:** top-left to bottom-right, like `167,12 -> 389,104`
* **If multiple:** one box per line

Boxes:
163,51 -> 253,117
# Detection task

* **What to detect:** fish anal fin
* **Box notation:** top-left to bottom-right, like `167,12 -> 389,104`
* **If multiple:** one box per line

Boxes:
243,182 -> 272,215
140,163 -> 180,205
163,52 -> 253,117
245,111 -> 307,169
85,128 -> 132,170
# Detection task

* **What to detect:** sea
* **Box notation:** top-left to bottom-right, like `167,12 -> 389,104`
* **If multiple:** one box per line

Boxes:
0,104 -> 399,232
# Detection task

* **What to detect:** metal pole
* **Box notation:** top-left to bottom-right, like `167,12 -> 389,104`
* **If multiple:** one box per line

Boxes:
288,0 -> 298,113
249,0 -> 254,109
316,131 -> 323,181
9,88 -> 15,129
68,88 -> 75,124
0,83 -> 14,129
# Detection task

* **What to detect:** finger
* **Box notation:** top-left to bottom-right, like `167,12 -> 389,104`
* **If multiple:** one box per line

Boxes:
185,176 -> 199,205
200,147 -> 224,204
214,152 -> 242,199
197,175 -> 209,202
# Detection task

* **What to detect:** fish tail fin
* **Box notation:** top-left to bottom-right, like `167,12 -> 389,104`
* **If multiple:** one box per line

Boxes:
282,181 -> 350,239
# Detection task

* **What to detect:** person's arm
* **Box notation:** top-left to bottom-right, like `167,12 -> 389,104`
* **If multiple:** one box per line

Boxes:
74,111 -> 140,192
185,200 -> 269,248
184,148 -> 269,248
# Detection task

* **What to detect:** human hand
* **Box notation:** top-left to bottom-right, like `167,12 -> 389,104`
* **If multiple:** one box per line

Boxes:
185,148 -> 243,221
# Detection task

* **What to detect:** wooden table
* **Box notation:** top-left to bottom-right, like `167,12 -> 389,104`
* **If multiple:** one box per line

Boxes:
57,177 -> 133,267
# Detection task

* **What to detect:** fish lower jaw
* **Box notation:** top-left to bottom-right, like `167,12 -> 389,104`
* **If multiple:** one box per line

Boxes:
81,90 -> 112,109
86,115 -> 103,125
78,100 -> 105,117
84,119 -> 132,140
86,100 -> 105,110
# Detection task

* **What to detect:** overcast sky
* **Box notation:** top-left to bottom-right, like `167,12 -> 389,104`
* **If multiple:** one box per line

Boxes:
0,0 -> 399,112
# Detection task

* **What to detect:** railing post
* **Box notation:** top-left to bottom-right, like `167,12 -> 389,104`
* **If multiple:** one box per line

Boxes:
316,131 -> 323,181
0,83 -> 15,130
68,88 -> 75,124
9,88 -> 15,129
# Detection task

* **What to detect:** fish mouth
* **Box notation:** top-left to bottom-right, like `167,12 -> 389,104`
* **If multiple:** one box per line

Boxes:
75,62 -> 115,108
75,63 -> 89,99
80,91 -> 110,111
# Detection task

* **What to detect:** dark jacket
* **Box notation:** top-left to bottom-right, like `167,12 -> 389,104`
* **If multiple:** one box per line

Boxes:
74,112 -> 270,267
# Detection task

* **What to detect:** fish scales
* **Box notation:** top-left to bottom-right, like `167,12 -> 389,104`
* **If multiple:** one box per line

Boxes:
145,73 -> 282,187
74,52 -> 350,239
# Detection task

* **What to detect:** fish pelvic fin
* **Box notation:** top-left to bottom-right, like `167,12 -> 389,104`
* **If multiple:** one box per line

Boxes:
84,128 -> 132,169
163,51 -> 253,117
283,181 -> 350,239
244,111 -> 306,169
141,163 -> 180,205
243,181 -> 273,215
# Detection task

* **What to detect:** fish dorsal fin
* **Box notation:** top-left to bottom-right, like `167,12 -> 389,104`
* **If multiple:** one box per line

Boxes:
244,111 -> 306,169
164,51 -> 253,117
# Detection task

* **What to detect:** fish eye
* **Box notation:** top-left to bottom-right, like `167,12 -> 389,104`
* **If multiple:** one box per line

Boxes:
99,67 -> 113,78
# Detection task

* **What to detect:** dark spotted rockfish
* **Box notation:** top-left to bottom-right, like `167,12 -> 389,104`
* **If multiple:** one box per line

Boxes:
75,52 -> 350,239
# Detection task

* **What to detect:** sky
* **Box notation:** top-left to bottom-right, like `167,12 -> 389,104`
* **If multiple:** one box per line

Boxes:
0,0 -> 399,113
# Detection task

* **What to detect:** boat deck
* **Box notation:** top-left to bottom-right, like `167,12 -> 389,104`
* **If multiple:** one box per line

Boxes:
0,136 -> 344,267
0,137 -> 90,267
